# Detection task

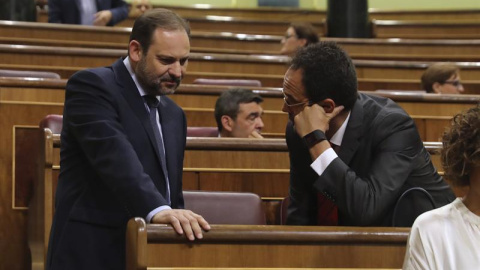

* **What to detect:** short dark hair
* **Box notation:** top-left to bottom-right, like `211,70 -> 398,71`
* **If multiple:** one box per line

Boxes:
441,104 -> 480,186
129,8 -> 190,55
421,63 -> 459,93
291,22 -> 319,46
214,88 -> 263,131
290,41 -> 358,110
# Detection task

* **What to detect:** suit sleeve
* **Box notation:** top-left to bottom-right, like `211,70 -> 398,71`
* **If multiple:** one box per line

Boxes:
315,112 -> 422,225
285,121 -> 319,225
64,70 -> 166,218
106,0 -> 128,26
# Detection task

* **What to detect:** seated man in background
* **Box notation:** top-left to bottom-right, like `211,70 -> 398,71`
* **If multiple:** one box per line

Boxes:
283,42 -> 455,227
214,88 -> 264,138
129,0 -> 152,17
403,105 -> 480,269
49,0 -> 128,26
421,62 -> 464,94
280,22 -> 319,57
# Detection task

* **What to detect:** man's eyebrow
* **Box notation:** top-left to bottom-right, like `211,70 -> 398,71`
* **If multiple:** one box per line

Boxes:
248,112 -> 261,118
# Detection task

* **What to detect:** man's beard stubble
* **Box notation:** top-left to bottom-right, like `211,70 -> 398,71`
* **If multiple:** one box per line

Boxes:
135,57 -> 181,96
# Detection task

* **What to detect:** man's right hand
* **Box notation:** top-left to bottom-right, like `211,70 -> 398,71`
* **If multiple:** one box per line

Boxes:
151,209 -> 211,241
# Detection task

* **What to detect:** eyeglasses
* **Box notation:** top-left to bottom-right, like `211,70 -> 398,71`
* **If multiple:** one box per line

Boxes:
283,95 -> 309,107
444,80 -> 462,88
283,34 -> 297,40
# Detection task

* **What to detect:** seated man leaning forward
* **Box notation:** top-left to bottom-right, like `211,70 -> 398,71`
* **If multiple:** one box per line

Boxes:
283,42 -> 455,226
214,88 -> 264,138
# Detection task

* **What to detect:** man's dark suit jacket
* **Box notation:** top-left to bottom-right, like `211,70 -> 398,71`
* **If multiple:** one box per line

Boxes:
286,93 -> 455,226
46,59 -> 187,269
48,0 -> 128,26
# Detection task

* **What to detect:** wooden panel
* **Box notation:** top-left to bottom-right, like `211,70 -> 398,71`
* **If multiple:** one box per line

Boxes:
0,102 -> 63,270
196,171 -> 289,197
126,218 -> 410,270
373,20 -> 480,39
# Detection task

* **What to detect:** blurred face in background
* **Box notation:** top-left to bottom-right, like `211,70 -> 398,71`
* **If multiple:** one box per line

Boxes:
130,0 -> 152,17
433,72 -> 464,94
280,27 -> 307,56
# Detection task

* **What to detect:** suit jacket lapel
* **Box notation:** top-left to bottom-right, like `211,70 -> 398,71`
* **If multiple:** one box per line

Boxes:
338,97 -> 363,165
112,59 -> 162,165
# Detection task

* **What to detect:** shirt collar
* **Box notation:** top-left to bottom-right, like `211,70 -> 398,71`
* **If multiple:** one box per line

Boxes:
329,112 -> 351,147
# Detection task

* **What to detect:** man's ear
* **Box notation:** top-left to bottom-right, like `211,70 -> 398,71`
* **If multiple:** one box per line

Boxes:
432,82 -> 442,94
298,38 -> 307,47
128,40 -> 143,62
221,115 -> 234,132
318,98 -> 336,113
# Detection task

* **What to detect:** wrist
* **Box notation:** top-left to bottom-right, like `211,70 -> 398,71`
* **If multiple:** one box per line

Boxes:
303,129 -> 327,149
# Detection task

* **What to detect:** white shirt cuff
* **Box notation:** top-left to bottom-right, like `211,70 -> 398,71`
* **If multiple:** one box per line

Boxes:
310,148 -> 337,176
146,205 -> 172,223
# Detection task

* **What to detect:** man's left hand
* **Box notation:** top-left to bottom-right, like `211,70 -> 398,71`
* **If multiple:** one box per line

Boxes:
94,10 -> 113,26
294,104 -> 344,137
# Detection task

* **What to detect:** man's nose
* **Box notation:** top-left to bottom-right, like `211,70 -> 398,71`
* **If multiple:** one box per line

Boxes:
169,62 -> 182,78
257,117 -> 264,128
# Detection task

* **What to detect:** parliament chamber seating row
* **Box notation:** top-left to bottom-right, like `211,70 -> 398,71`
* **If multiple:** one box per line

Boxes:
25,123 -> 438,269
35,4 -> 480,23
35,6 -> 480,38
4,5 -> 480,268
3,43 -> 480,89
3,21 -> 480,57
126,217 -> 409,270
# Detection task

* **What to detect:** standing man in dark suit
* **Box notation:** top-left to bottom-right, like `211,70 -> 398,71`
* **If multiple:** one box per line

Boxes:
283,42 -> 455,226
47,9 -> 210,270
48,0 -> 128,26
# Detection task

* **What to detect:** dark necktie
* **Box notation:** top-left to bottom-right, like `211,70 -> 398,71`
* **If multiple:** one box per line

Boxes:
317,142 -> 339,225
144,96 -> 170,204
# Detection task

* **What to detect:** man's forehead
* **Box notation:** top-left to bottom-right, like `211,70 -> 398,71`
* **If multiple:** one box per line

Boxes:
283,68 -> 304,93
238,102 -> 263,112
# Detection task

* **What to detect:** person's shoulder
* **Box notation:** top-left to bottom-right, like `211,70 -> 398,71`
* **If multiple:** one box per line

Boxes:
70,66 -> 114,80
412,200 -> 457,232
359,92 -> 407,115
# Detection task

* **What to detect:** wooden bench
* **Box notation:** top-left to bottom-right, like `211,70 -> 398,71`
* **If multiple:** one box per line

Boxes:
17,126 -> 458,270
126,217 -> 409,269
2,77 -> 479,140
5,35 -> 480,62
372,19 -> 480,39
5,21 -> 480,57
4,44 -> 480,81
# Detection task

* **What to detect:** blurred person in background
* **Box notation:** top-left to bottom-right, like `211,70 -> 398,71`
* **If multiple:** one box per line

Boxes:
421,63 -> 464,94
280,22 -> 319,57
49,0 -> 128,26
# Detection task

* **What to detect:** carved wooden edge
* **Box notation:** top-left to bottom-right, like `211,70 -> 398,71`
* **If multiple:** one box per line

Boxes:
143,221 -> 410,244
155,4 -> 324,14
186,138 -> 287,151
372,19 -> 480,26
53,133 -> 441,154
5,42 -> 480,68
5,19 -> 480,46
126,217 -> 147,270
2,77 -> 479,104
